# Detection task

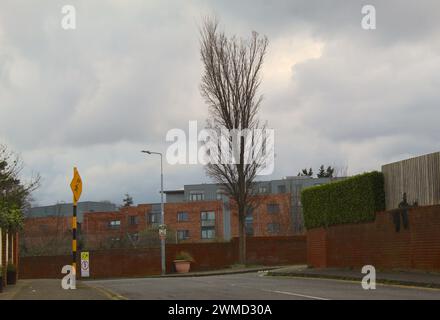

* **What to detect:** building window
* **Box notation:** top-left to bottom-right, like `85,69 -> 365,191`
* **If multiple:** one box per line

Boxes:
216,190 -> 227,200
129,216 -> 139,225
267,223 -> 280,234
277,185 -> 286,193
267,203 -> 280,214
177,230 -> 190,240
190,192 -> 204,201
201,211 -> 216,239
108,220 -> 121,228
177,212 -> 189,222
259,186 -> 268,193
149,212 -> 161,225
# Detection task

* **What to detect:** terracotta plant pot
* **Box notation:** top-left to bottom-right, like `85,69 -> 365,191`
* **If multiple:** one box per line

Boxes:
174,260 -> 191,273
7,271 -> 17,285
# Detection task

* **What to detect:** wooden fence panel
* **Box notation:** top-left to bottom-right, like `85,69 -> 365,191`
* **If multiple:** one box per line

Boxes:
382,152 -> 440,209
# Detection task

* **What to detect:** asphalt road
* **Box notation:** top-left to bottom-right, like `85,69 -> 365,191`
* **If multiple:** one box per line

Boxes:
87,272 -> 440,300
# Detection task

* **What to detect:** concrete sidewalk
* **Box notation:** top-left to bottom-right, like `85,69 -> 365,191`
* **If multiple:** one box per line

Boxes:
268,265 -> 440,289
0,279 -> 111,300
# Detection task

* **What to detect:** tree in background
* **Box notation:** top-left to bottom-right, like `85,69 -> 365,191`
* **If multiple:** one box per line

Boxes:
298,168 -> 313,177
0,145 -> 40,234
298,165 -> 336,178
317,165 -> 335,178
199,17 -> 269,264
122,193 -> 134,207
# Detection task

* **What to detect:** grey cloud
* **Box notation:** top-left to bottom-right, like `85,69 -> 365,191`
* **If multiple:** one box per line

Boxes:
1,0 -> 440,205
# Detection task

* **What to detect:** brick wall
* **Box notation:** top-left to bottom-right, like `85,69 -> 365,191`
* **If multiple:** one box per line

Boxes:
307,205 -> 440,271
19,236 -> 307,279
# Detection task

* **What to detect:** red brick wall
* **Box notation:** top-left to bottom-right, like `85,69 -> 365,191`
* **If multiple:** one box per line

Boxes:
307,205 -> 440,271
245,236 -> 306,265
307,228 -> 327,268
19,236 -> 307,279
22,216 -> 72,248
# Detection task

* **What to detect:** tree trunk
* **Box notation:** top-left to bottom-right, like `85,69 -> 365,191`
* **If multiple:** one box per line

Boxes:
238,209 -> 247,265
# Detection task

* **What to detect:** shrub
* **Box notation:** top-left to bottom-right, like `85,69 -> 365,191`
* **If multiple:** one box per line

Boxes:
175,251 -> 194,262
7,263 -> 16,272
302,171 -> 385,229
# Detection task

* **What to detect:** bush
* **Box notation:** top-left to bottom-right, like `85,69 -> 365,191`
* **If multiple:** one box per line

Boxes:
175,251 -> 194,262
7,263 -> 16,272
302,171 -> 385,229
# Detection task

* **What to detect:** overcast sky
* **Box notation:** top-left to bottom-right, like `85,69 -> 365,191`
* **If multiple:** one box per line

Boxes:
1,0 -> 439,206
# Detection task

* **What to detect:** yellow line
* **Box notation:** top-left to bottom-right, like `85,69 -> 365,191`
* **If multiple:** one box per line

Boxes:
90,285 -> 128,300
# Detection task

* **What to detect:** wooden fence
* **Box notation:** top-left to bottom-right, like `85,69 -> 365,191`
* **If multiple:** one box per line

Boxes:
382,151 -> 440,209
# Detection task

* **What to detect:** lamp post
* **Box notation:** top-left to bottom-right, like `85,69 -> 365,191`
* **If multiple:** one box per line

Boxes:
141,150 -> 166,275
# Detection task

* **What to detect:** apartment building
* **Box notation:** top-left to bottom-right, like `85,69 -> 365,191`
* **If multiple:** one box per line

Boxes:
80,176 -> 337,246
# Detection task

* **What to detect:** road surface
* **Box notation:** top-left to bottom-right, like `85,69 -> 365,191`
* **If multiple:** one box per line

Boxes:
88,272 -> 440,300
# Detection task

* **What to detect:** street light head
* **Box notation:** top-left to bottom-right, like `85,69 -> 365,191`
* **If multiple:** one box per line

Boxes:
141,150 -> 152,155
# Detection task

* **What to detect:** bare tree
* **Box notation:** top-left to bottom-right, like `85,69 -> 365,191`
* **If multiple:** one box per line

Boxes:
199,17 -> 270,264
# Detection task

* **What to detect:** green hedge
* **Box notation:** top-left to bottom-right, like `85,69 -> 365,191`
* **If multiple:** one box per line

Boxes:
302,171 -> 385,229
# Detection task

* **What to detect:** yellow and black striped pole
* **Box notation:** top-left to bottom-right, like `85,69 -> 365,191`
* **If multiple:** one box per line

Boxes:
70,167 -> 82,282
72,203 -> 77,277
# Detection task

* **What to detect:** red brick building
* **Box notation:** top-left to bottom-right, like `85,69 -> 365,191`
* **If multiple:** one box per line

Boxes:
22,177 -> 335,249
80,192 -> 295,247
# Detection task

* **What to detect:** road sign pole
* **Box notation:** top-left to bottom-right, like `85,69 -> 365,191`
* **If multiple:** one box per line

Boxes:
160,153 -> 166,275
72,203 -> 77,279
142,150 -> 166,275
70,167 -> 82,284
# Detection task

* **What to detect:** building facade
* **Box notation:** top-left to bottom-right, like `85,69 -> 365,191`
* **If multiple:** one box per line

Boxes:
25,201 -> 117,222
79,176 -> 338,246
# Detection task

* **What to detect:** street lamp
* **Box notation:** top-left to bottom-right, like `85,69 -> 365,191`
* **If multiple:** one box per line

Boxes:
141,150 -> 165,275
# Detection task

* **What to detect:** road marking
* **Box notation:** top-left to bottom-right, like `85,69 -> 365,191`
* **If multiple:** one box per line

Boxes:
89,285 -> 128,300
264,289 -> 330,300
228,282 -> 330,300
270,275 -> 440,292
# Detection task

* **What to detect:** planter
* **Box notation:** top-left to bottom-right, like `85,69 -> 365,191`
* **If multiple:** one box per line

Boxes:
174,260 -> 191,273
7,270 -> 17,285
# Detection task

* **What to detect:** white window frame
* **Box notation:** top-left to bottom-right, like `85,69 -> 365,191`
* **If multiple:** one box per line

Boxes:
189,191 -> 204,201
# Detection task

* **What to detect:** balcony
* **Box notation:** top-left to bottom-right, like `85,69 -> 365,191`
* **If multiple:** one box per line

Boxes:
201,220 -> 215,227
